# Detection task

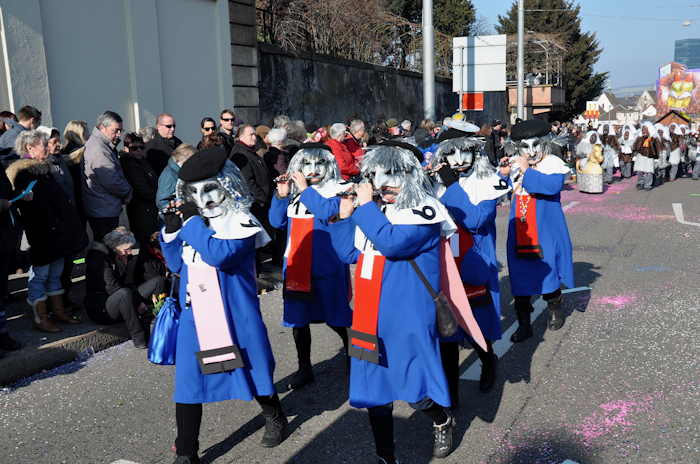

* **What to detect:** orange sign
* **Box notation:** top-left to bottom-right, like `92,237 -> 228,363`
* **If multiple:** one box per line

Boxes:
461,92 -> 484,111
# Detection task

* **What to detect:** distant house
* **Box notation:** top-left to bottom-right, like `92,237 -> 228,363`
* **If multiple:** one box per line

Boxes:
581,89 -> 657,126
655,110 -> 691,127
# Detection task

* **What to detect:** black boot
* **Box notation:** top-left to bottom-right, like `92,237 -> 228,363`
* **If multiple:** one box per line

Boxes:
173,456 -> 200,464
258,395 -> 288,447
369,405 -> 395,464
439,342 -> 460,410
510,297 -> 533,343
546,293 -> 565,331
474,341 -> 497,393
431,414 -> 455,459
288,326 -> 315,389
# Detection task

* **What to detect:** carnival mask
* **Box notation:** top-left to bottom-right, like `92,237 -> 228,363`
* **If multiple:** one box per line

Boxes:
301,158 -> 329,184
183,178 -> 229,219
435,137 -> 481,174
516,137 -> 545,165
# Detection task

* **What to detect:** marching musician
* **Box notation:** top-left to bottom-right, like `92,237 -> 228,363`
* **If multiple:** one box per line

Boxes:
431,120 -> 510,401
329,141 -> 456,463
499,120 -> 574,342
268,143 -> 352,389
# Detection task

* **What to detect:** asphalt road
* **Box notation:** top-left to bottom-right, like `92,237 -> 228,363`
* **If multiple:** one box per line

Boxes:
1,175 -> 698,464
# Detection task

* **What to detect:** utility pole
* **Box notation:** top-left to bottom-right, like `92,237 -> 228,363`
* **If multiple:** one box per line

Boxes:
517,0 -> 525,120
423,0 -> 435,120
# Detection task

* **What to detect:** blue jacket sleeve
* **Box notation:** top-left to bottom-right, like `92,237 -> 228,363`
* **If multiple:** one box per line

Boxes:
156,170 -> 176,210
522,169 -> 565,196
329,219 -> 360,264
440,184 -> 497,232
178,216 -> 255,272
300,188 -> 340,221
352,202 -> 439,259
268,195 -> 289,229
159,231 -> 183,274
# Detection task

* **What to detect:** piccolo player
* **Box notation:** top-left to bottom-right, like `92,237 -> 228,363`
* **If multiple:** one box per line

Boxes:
499,119 -> 574,342
330,141 -> 457,463
268,143 -> 352,389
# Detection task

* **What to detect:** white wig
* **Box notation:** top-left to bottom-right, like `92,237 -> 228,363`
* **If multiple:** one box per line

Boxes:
576,130 -> 602,158
641,121 -> 659,138
176,160 -> 253,212
654,123 -> 671,141
361,145 -> 433,209
286,146 -> 340,196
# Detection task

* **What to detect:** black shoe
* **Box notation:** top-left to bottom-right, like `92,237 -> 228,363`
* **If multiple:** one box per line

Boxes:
260,411 -> 288,447
547,296 -> 565,331
432,415 -> 454,458
378,457 -> 400,464
173,456 -> 200,464
287,367 -> 314,390
0,333 -> 21,351
479,353 -> 498,393
133,337 -> 148,349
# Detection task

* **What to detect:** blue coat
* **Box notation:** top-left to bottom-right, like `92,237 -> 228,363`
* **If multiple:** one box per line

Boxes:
439,183 -> 502,341
269,187 -> 352,328
506,169 -> 575,296
156,157 -> 179,210
330,202 -> 451,409
160,217 -> 276,404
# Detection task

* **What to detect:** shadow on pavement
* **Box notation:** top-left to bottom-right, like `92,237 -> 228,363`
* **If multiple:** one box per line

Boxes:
494,429 -> 599,464
200,349 -> 349,464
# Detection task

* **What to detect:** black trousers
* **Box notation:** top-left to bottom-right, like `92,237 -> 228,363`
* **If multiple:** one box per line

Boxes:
105,276 -> 166,342
88,216 -> 119,243
514,289 -> 562,311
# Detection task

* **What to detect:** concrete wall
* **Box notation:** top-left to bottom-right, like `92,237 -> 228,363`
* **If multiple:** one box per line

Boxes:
1,0 -> 234,145
229,0 -> 259,124
258,44 -> 459,127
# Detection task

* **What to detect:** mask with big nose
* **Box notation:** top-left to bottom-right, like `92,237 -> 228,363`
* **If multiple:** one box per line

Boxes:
369,166 -> 407,203
184,178 -> 229,219
517,137 -> 545,165
444,148 -> 474,173
301,158 -> 328,183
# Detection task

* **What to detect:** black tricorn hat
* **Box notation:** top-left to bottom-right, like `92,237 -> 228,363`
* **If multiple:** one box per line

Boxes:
377,140 -> 424,163
178,147 -> 228,182
510,119 -> 550,141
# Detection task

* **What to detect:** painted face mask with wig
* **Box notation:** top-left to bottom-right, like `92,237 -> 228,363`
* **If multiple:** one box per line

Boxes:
286,147 -> 340,196
361,145 -> 433,209
176,161 -> 253,223
434,137 -> 483,176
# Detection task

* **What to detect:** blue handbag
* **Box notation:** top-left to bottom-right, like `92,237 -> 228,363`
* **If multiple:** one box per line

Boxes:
148,276 -> 180,365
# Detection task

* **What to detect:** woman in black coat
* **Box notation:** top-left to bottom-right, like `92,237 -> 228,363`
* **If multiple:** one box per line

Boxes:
7,130 -> 84,332
120,134 -> 159,247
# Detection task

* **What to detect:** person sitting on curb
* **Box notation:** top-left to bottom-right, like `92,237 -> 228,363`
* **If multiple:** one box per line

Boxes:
84,227 -> 166,348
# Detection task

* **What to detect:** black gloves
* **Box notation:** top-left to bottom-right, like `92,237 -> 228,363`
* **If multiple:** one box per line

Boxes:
437,165 -> 459,188
163,202 -> 199,233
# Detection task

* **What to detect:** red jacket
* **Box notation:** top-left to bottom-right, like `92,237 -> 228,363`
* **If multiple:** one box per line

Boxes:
343,136 -> 364,164
325,139 -> 360,180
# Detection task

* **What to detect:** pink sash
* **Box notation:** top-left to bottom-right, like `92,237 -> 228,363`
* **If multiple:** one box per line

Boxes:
187,264 -> 243,374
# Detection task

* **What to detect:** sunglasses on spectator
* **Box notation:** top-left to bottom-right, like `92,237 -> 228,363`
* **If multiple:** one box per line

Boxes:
221,117 -> 234,122
203,126 -> 216,132
161,124 -> 176,129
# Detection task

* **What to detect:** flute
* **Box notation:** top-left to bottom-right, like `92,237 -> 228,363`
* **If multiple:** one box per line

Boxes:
273,173 -> 319,183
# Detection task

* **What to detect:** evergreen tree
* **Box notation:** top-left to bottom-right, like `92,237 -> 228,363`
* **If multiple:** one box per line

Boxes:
496,0 -> 607,119
387,0 -> 476,37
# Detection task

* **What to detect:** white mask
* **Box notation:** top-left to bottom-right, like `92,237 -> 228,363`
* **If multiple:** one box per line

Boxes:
183,178 -> 229,219
300,158 -> 329,182
445,148 -> 474,172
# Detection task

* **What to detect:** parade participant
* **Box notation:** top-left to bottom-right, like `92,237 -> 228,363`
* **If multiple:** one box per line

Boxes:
268,143 -> 352,390
575,130 -> 604,194
160,147 -> 287,464
679,125 -> 691,177
669,124 -> 684,181
330,142 -> 457,462
431,122 -> 509,401
598,124 -> 620,184
500,120 -> 574,341
618,125 -> 636,179
654,123 -> 671,185
634,122 -> 660,191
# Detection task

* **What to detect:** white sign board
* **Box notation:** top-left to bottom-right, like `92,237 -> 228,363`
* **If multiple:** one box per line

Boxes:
452,34 -> 507,93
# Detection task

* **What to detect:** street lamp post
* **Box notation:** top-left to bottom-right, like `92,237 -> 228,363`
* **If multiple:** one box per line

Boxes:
517,0 -> 525,120
423,0 -> 435,120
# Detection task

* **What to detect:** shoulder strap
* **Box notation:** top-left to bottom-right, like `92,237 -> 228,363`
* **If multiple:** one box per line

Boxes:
409,259 -> 439,299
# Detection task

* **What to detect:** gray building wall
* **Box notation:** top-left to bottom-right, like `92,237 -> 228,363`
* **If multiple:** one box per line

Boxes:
258,44 -> 460,127
674,39 -> 700,70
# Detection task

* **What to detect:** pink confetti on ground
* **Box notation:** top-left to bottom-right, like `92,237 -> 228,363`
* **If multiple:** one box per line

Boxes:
574,393 -> 662,445
593,295 -> 637,310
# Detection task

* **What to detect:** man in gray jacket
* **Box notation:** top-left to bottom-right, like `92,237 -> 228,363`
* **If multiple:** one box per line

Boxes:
82,111 -> 132,242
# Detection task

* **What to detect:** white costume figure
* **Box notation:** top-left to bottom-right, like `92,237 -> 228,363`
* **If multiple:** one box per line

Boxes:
597,124 -> 620,184
634,122 -> 660,190
575,130 -> 604,193
655,123 -> 671,184
618,124 -> 637,179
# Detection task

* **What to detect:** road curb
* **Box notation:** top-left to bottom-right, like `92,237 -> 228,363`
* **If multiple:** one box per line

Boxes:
0,327 -> 129,386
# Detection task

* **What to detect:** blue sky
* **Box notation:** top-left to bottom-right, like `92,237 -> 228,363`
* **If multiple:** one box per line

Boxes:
472,0 -> 700,91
